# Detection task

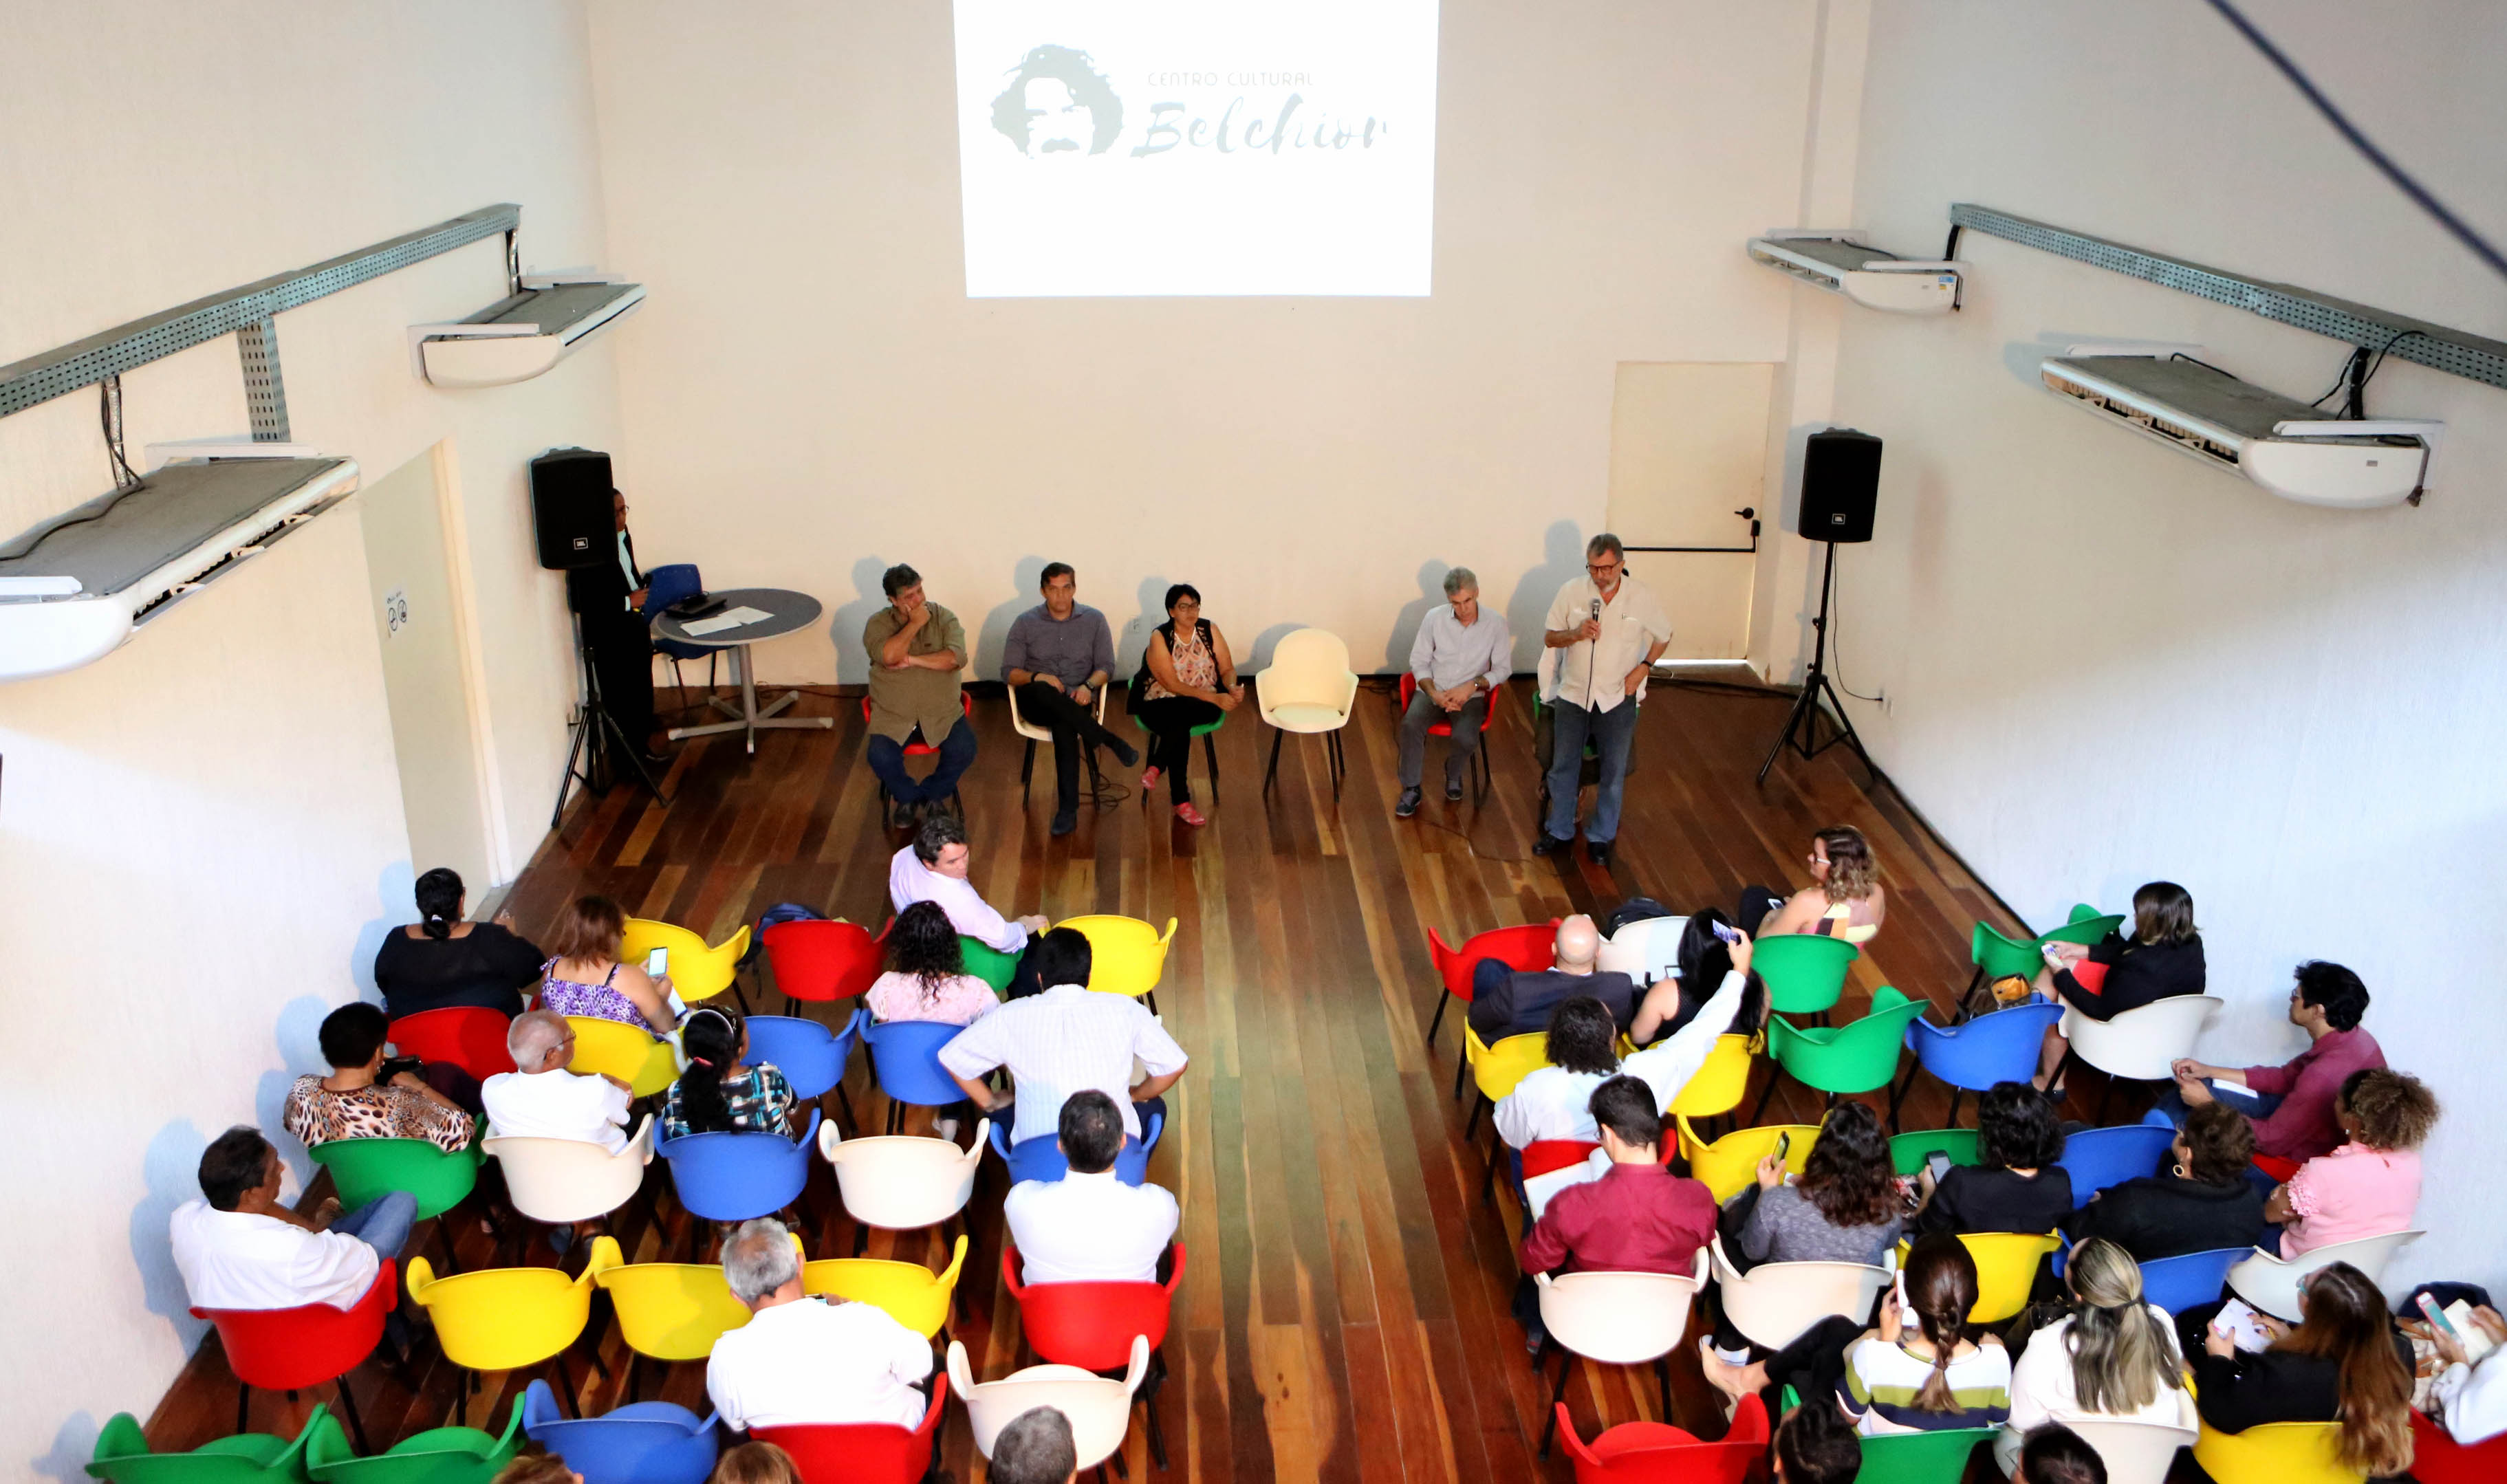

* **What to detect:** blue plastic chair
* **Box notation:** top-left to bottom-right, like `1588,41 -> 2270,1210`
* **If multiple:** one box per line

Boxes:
641,564 -> 717,708
2138,1247 -> 2246,1313
2056,1124 -> 2176,1202
990,1108 -> 1165,1187
655,1106 -> 821,1224
1891,1001 -> 2064,1128
743,1011 -> 860,1102
521,1379 -> 719,1484
862,1017 -> 970,1134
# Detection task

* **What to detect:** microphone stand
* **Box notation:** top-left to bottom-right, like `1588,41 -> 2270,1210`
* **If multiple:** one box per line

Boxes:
1756,539 -> 1876,786
551,611 -> 671,828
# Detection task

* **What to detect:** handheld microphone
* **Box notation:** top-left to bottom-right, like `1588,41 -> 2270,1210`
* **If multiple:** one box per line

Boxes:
1589,598 -> 1600,627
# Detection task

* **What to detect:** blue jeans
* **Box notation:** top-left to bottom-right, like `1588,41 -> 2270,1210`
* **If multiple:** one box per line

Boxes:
867,717 -> 978,804
1543,698 -> 1639,843
330,1188 -> 417,1259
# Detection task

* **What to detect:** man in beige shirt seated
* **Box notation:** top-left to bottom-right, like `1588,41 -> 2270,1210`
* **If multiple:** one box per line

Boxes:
862,562 -> 975,829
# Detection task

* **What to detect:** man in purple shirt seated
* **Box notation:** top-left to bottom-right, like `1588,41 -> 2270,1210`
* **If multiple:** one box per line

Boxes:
2159,959 -> 2382,1172
1002,563 -> 1140,838
1515,1075 -> 1715,1352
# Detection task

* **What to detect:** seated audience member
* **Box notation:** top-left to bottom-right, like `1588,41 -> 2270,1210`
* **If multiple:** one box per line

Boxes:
1003,562 -> 1141,837
1995,1238 -> 2192,1476
2014,1426 -> 2107,1484
1733,1099 -> 1906,1269
706,1442 -> 801,1484
989,1407 -> 1080,1484
1003,1091 -> 1180,1285
1741,826 -> 1887,942
706,1217 -> 933,1430
373,866 -> 543,1022
2063,1102 -> 2268,1261
1914,1082 -> 2072,1237
862,563 -> 975,829
1466,914 -> 1638,1039
865,900 -> 999,1026
662,1007 -> 798,1139
1625,908 -> 1744,1045
2032,882 -> 2204,1089
1395,567 -> 1510,818
492,1456 -> 581,1484
1519,1076 -> 1716,1279
536,894 -> 677,1035
2162,960 -> 2381,1168
2190,1262 -> 2415,1478
169,1126 -> 413,1311
1774,1401 -> 1862,1484
940,928 -> 1189,1151
2270,1067 -> 2434,1258
1493,996 -> 1623,1149
889,814 -> 1046,961
1620,933 -> 1767,1106
283,1003 -> 477,1155
482,1010 -> 633,1153
1132,583 -> 1243,828
2425,1302 -> 2507,1447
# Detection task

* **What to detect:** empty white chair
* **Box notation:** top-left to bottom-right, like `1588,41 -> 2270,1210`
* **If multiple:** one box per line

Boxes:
1709,1234 -> 1895,1351
817,1119 -> 986,1241
1598,913 -> 1686,984
948,1334 -> 1149,1469
2226,1228 -> 2422,1320
2049,1419 -> 2199,1484
1256,628 -> 1359,800
485,1115 -> 655,1224
1532,1252 -> 1707,1456
2061,996 -> 2222,1081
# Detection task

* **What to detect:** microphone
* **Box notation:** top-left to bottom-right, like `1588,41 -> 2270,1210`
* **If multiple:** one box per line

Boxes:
1588,597 -> 1600,632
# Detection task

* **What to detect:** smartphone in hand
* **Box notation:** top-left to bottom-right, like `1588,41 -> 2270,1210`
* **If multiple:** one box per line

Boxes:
644,947 -> 669,977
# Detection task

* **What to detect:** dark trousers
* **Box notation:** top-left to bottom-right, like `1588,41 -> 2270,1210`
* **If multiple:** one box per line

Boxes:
1754,1313 -> 1865,1413
1133,696 -> 1220,803
1015,681 -> 1128,812
1737,886 -> 1787,938
1398,690 -> 1488,789
867,717 -> 978,804
584,615 -> 658,747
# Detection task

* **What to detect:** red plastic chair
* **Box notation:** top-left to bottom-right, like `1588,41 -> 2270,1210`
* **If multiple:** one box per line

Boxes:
387,1007 -> 516,1081
754,1375 -> 948,1484
1554,1390 -> 1768,1484
1001,1243 -> 1184,1468
2409,1409 -> 2507,1484
1398,673 -> 1499,798
192,1259 -> 396,1452
1426,919 -> 1561,1098
1522,1140 -> 1603,1181
862,693 -> 974,810
763,918 -> 890,1012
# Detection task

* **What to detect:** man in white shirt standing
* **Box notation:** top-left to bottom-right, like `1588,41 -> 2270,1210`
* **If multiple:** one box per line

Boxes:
1536,533 -> 1671,866
169,1126 -> 412,1313
481,1010 -> 633,1154
940,929 -> 1190,1148
1003,1091 -> 1180,1285
706,1217 -> 934,1431
889,813 -> 1047,961
1396,567 -> 1512,818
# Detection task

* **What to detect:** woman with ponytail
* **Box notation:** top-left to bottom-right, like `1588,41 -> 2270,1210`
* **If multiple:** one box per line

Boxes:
373,866 -> 545,1021
2192,1261 -> 2416,1478
1996,1237 -> 2191,1474
660,1007 -> 799,1139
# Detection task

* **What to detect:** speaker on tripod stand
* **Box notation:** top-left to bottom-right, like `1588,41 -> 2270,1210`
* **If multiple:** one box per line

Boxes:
534,447 -> 670,826
1757,428 -> 1881,785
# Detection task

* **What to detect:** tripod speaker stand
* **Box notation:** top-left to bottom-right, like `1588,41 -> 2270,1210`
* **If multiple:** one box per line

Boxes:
550,615 -> 671,828
1756,538 -> 1877,786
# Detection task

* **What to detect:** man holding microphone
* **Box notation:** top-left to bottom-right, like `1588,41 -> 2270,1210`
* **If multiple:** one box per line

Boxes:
1536,533 -> 1671,865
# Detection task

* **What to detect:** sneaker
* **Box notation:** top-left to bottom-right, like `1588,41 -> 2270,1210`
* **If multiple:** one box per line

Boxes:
1531,832 -> 1570,856
1446,778 -> 1464,803
1175,802 -> 1208,827
1395,787 -> 1422,818
1050,808 -> 1078,837
1110,737 -> 1141,767
1139,765 -> 1162,791
1587,839 -> 1614,866
891,800 -> 918,830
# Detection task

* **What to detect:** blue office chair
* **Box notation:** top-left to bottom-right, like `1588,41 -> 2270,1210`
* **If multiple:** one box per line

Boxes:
1889,1001 -> 2065,1130
642,563 -> 717,714
521,1380 -> 719,1484
862,1017 -> 970,1134
989,1107 -> 1165,1187
2056,1123 -> 2177,1202
741,1011 -> 862,1132
654,1107 -> 820,1227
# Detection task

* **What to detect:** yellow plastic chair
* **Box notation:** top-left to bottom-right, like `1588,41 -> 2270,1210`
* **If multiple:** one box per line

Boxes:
406,1240 -> 617,1393
1896,1232 -> 2063,1324
1055,915 -> 1177,1012
1667,1033 -> 1758,1125
803,1233 -> 968,1338
595,1252 -> 754,1368
1462,1025 -> 1553,1138
620,918 -> 752,1007
2190,1419 -> 2361,1484
1677,1115 -> 1820,1203
563,1016 -> 679,1098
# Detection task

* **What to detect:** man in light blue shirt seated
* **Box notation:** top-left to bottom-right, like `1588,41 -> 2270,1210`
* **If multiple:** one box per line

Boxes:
1398,566 -> 1511,816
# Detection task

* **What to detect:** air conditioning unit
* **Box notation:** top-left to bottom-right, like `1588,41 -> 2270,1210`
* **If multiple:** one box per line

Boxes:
0,447 -> 360,682
1746,230 -> 1962,314
2040,349 -> 2440,508
409,273 -> 644,388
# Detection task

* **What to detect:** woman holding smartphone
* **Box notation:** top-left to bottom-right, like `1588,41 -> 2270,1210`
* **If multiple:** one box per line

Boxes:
536,893 -> 678,1034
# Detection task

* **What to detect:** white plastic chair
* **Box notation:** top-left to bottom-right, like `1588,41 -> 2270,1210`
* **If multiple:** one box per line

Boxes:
1708,1234 -> 1895,1351
1598,913 -> 1686,984
948,1334 -> 1149,1469
2061,995 -> 2222,1081
1531,1252 -> 1706,1457
817,1119 -> 986,1254
484,1115 -> 656,1224
1008,684 -> 1108,805
1256,628 -> 1359,800
2225,1228 -> 2423,1320
2056,1418 -> 2200,1484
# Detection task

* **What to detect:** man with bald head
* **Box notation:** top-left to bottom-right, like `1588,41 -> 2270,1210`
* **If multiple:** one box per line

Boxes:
1465,913 -> 1639,1039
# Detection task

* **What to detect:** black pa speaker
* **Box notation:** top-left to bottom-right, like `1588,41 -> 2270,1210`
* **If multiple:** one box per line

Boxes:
1797,428 -> 1881,543
530,447 -> 614,570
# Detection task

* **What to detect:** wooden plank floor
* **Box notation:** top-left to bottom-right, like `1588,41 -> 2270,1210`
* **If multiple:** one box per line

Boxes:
146,674 -> 2125,1482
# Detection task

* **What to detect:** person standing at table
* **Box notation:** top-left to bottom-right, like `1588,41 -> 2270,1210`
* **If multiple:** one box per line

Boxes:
1003,562 -> 1141,838
1396,566 -> 1510,818
862,563 -> 975,828
565,485 -> 668,765
1535,533 -> 1670,866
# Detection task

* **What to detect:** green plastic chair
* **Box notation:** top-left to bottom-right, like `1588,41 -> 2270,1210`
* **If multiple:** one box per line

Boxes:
304,1399 -> 525,1484
958,935 -> 1017,995
1775,1391 -> 1994,1483
1131,706 -> 1224,804
1968,921 -> 2043,985
2039,904 -> 2125,948
1753,934 -> 1860,1018
309,1134 -> 482,1222
1888,1127 -> 1982,1177
87,1408 -> 326,1484
1752,987 -> 1929,1122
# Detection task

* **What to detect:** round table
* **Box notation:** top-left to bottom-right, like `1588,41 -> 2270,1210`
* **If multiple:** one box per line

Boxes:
649,587 -> 834,754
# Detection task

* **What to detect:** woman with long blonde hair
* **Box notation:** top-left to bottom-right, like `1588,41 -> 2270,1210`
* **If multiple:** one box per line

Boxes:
2193,1261 -> 2415,1478
1746,826 -> 1888,942
1997,1237 -> 2193,1474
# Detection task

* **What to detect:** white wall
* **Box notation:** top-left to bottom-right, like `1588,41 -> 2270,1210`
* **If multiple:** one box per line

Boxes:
0,4 -> 622,1470
1832,0 -> 2507,1291
583,0 -> 1829,682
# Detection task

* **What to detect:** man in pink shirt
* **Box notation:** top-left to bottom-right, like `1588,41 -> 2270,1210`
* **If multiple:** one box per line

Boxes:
2162,960 -> 2383,1170
2270,1068 -> 2435,1258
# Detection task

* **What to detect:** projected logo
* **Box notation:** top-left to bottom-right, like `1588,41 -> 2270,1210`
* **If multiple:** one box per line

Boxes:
988,45 -> 1393,163
990,46 -> 1125,157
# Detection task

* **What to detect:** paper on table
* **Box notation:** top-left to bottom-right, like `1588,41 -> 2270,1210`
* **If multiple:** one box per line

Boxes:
684,605 -> 770,636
